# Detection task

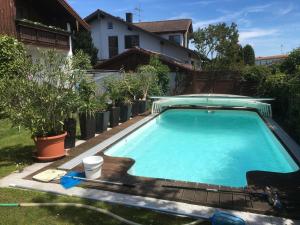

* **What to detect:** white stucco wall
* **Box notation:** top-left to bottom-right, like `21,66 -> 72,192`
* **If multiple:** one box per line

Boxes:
89,16 -> 192,64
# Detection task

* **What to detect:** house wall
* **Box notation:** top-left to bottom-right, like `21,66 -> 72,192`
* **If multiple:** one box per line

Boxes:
89,16 -> 193,64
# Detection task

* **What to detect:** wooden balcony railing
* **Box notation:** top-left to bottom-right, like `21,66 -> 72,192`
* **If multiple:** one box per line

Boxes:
16,20 -> 70,50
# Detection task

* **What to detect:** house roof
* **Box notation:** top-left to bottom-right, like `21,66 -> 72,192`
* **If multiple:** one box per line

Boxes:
94,47 -> 199,73
84,9 -> 198,58
134,19 -> 193,34
255,54 -> 288,60
57,0 -> 90,30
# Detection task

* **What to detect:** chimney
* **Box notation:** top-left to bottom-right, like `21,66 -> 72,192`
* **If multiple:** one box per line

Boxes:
126,13 -> 133,23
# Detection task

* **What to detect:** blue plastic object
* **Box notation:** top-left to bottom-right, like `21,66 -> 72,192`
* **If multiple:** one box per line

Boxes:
211,212 -> 246,225
60,171 -> 85,189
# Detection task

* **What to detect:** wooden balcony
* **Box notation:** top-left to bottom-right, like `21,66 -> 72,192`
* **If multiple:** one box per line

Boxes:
16,19 -> 70,50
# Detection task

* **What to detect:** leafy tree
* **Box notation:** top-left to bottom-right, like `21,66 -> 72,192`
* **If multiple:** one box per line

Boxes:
280,47 -> 300,75
191,23 -> 243,70
73,31 -> 98,66
241,65 -> 271,83
243,44 -> 255,65
0,35 -> 30,117
149,56 -> 170,94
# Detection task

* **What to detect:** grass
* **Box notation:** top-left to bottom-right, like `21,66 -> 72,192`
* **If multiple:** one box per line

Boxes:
0,119 -> 35,178
0,188 -> 210,225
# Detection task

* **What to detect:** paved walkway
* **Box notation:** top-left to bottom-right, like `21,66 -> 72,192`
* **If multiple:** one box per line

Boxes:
0,163 -> 299,225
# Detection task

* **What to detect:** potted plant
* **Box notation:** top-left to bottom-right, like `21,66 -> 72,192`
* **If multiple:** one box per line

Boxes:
137,65 -> 158,114
4,48 -> 79,161
119,97 -> 132,122
78,78 -> 97,140
123,72 -> 141,117
104,77 -> 121,127
95,93 -> 110,133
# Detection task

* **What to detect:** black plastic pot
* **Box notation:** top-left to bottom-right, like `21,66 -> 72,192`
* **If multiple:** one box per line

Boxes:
138,100 -> 147,114
95,111 -> 109,133
120,104 -> 132,123
131,101 -> 139,117
79,113 -> 96,140
64,118 -> 76,149
109,106 -> 120,128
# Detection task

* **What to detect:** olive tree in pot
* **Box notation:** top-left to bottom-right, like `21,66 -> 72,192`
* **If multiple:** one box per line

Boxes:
78,78 -> 98,140
104,77 -> 121,127
119,97 -> 133,122
136,65 -> 158,113
95,93 -> 110,133
123,72 -> 141,117
64,50 -> 90,148
3,48 -> 79,161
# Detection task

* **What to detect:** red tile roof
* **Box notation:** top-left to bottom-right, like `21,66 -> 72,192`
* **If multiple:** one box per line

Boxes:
255,54 -> 288,60
134,19 -> 193,34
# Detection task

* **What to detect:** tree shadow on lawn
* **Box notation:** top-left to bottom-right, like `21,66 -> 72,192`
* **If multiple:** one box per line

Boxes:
0,145 -> 34,169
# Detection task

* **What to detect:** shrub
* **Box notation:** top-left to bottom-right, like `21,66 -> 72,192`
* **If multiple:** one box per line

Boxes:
0,36 -> 30,117
73,31 -> 98,66
103,77 -> 122,106
149,56 -> 170,94
280,47 -> 300,75
241,65 -> 271,83
5,50 -> 83,137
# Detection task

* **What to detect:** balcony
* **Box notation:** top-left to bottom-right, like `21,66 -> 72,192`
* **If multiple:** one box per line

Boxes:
16,19 -> 70,50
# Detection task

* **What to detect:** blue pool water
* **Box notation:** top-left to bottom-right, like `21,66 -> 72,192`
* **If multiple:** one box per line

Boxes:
105,109 -> 299,187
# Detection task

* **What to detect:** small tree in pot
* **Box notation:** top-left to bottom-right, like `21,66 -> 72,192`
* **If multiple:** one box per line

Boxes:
64,50 -> 90,148
123,72 -> 141,117
78,78 -> 98,140
103,77 -> 121,127
95,93 -> 109,133
4,48 -> 80,161
136,65 -> 158,113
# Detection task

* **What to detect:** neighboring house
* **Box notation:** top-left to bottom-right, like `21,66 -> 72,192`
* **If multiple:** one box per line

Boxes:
0,0 -> 89,57
94,47 -> 200,94
85,10 -> 199,65
255,54 -> 288,66
134,19 -> 192,48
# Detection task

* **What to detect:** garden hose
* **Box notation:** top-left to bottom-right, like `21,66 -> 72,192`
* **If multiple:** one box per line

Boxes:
0,202 -> 204,225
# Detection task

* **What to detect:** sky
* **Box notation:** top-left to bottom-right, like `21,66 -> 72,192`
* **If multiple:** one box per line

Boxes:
67,0 -> 300,56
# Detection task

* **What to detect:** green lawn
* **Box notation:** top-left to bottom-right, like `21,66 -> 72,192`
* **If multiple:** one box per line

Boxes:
0,188 -> 208,225
0,119 -> 35,178
0,120 -> 209,224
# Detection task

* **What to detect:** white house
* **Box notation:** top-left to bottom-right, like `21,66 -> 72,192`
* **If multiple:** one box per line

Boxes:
84,10 -> 199,65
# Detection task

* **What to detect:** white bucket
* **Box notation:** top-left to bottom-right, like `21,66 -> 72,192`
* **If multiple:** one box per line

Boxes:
82,156 -> 104,179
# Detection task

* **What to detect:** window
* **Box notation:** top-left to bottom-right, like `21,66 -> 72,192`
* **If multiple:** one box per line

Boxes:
169,35 -> 181,45
125,35 -> 140,49
107,22 -> 113,29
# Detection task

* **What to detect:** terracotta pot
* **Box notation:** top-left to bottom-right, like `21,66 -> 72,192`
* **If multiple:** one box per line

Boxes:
34,132 -> 67,161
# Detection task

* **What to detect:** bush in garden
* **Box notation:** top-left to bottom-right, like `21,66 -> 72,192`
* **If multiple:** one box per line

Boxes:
73,31 -> 98,66
5,49 -> 83,137
280,47 -> 300,75
0,35 -> 30,117
137,65 -> 161,100
241,65 -> 271,83
149,56 -> 170,94
103,77 -> 122,106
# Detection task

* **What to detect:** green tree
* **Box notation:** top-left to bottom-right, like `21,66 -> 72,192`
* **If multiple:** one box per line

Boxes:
149,56 -> 170,94
73,31 -> 98,66
243,44 -> 255,65
280,47 -> 300,75
191,23 -> 243,70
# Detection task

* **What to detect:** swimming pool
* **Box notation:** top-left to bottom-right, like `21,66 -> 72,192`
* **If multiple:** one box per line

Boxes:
105,109 -> 299,187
